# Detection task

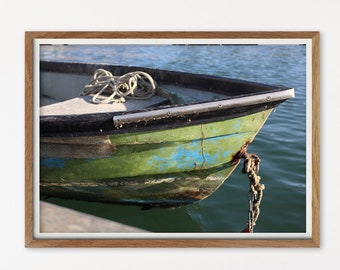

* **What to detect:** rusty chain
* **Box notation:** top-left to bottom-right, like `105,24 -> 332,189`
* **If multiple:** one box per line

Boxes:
241,150 -> 265,233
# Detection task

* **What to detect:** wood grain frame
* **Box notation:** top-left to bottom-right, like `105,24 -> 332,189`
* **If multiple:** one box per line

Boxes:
25,31 -> 320,248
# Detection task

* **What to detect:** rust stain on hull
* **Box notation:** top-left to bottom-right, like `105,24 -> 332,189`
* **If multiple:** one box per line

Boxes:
232,141 -> 250,161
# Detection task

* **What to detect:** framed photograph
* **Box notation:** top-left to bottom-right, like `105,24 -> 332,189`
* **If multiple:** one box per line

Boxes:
25,31 -> 319,248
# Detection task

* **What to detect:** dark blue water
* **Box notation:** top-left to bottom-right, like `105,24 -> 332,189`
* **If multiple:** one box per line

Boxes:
40,44 -> 306,233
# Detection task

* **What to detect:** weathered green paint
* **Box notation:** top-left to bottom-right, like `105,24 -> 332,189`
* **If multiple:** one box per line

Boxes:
41,162 -> 238,205
40,109 -> 272,205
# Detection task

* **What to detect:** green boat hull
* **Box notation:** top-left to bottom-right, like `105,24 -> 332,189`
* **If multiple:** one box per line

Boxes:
40,109 -> 272,206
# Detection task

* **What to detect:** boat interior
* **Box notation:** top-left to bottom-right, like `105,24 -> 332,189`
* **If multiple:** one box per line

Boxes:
40,71 -> 229,116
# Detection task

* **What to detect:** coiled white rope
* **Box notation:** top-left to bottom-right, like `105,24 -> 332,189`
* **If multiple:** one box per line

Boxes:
81,68 -> 157,104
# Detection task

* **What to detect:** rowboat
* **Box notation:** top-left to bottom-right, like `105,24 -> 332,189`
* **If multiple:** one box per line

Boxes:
40,61 -> 294,207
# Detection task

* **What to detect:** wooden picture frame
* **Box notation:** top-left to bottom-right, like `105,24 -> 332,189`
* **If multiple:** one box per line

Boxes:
25,31 -> 320,248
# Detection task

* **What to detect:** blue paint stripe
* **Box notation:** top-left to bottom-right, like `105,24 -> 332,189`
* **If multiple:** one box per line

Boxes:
40,158 -> 67,169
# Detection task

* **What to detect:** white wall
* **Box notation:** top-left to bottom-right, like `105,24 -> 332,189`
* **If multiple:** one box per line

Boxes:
1,0 -> 337,269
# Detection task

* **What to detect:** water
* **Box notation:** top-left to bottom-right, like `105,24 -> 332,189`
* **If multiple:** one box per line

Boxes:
40,44 -> 306,233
